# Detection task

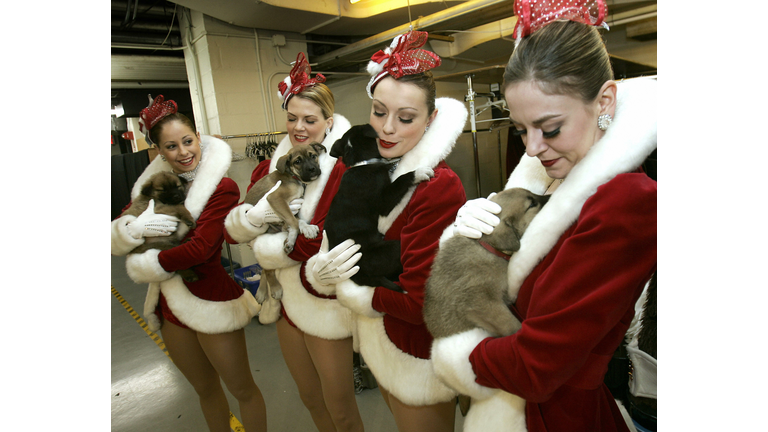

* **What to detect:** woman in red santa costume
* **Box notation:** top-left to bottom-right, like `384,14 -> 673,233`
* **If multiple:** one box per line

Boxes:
110,95 -> 266,432
303,31 -> 468,431
224,52 -> 365,432
430,1 -> 657,431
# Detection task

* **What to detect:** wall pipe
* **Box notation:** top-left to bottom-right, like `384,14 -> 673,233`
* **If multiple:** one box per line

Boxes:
182,8 -> 209,134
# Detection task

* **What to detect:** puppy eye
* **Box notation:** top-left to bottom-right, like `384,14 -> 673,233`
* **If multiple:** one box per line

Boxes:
293,157 -> 302,164
527,198 -> 538,210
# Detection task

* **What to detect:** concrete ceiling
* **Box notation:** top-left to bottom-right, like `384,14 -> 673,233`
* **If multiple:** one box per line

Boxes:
111,0 -> 657,89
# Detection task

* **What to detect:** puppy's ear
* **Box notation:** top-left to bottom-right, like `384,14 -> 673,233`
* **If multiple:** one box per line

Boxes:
310,142 -> 327,155
363,124 -> 379,138
141,179 -> 155,197
276,153 -> 291,174
330,138 -> 345,158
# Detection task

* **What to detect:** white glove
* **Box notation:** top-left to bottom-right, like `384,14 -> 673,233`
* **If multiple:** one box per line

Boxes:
245,180 -> 304,227
453,193 -> 502,239
311,231 -> 362,285
126,199 -> 180,239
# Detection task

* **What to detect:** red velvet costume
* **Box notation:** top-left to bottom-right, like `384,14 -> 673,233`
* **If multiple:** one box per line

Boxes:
430,77 -> 658,432
112,136 -> 260,334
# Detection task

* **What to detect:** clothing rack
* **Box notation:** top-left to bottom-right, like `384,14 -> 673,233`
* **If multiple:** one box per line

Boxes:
220,131 -> 287,161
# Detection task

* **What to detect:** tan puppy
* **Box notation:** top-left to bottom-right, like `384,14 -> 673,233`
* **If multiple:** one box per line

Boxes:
122,171 -> 198,281
424,188 -> 549,339
243,142 -> 326,307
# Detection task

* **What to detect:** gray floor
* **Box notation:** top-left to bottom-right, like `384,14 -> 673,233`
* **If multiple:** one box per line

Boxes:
111,255 -> 465,431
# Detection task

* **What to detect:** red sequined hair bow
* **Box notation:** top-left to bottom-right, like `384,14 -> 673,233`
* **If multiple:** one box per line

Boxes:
513,0 -> 608,40
139,94 -> 178,144
277,52 -> 326,109
366,30 -> 441,98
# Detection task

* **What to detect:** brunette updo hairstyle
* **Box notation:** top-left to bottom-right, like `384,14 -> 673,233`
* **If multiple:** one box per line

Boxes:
292,82 -> 335,120
504,20 -> 613,102
373,71 -> 437,116
149,112 -> 196,146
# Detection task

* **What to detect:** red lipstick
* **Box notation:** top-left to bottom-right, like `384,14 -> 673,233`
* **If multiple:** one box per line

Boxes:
379,139 -> 397,149
540,159 -> 558,168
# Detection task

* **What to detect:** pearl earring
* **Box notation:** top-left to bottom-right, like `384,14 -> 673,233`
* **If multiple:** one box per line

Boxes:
597,114 -> 612,131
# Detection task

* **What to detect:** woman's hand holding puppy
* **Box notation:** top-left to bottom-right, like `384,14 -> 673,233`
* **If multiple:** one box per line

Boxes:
127,199 -> 180,239
453,193 -> 502,239
245,180 -> 304,227
309,232 -> 361,285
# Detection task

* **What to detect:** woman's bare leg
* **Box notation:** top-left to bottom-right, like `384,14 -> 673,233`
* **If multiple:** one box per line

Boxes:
198,328 -> 267,432
379,385 -> 455,432
161,321 -> 230,432
304,332 -> 365,431
276,318 -> 338,431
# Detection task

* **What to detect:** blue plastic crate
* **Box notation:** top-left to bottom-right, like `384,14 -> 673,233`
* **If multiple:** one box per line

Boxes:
233,264 -> 262,296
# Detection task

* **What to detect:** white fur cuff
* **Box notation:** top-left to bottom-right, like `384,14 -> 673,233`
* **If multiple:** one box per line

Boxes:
111,216 -> 145,256
303,254 -> 337,296
336,280 -> 383,318
251,232 -> 299,269
431,328 -> 497,400
125,249 -> 176,283
225,204 -> 268,244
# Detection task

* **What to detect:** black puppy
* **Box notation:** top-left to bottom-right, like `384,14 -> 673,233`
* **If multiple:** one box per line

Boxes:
325,124 -> 432,293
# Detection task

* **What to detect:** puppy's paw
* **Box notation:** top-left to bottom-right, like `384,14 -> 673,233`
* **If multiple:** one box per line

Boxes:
255,287 -> 268,304
414,166 -> 435,183
299,220 -> 320,239
272,286 -> 283,301
283,239 -> 295,254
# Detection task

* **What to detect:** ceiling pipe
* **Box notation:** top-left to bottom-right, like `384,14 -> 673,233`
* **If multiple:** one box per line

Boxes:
313,0 -> 509,68
301,0 -> 342,34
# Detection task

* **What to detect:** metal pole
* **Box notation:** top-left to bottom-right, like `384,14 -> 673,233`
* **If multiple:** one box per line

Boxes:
466,74 -> 481,197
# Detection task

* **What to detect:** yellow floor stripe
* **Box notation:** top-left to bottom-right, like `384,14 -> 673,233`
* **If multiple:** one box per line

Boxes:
112,285 -> 245,431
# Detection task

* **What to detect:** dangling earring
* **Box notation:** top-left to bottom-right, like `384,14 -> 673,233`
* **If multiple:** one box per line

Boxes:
326,127 -> 331,136
597,114 -> 612,131
160,154 -> 166,162
425,124 -> 430,133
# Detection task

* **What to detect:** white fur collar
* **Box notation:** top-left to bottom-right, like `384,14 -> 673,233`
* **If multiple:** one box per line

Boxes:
130,135 -> 232,220
504,77 -> 657,300
268,114 -> 351,222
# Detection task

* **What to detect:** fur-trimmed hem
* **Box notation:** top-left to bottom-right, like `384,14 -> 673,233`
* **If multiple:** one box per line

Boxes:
336,280 -> 383,318
111,215 -> 144,256
251,231 -> 299,270
276,265 -> 354,340
431,328 -> 497,400
158,276 -> 261,334
356,315 -> 457,406
125,249 -> 176,283
303,254 -> 337,296
224,204 -> 268,244
464,392 -> 527,432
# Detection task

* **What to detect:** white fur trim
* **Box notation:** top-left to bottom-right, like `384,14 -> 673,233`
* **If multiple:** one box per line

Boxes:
131,135 -> 232,221
251,231 -> 299,269
125,249 -> 176,283
224,203 -> 269,244
276,266 -> 354,340
335,280 -> 383,318
356,315 -> 457,405
304,254 -> 337,296
431,328 -> 497,400
144,282 -> 162,332
505,77 -> 657,301
155,275 -> 261,334
111,215 -> 144,256
464,392 -> 527,432
504,153 -> 553,194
